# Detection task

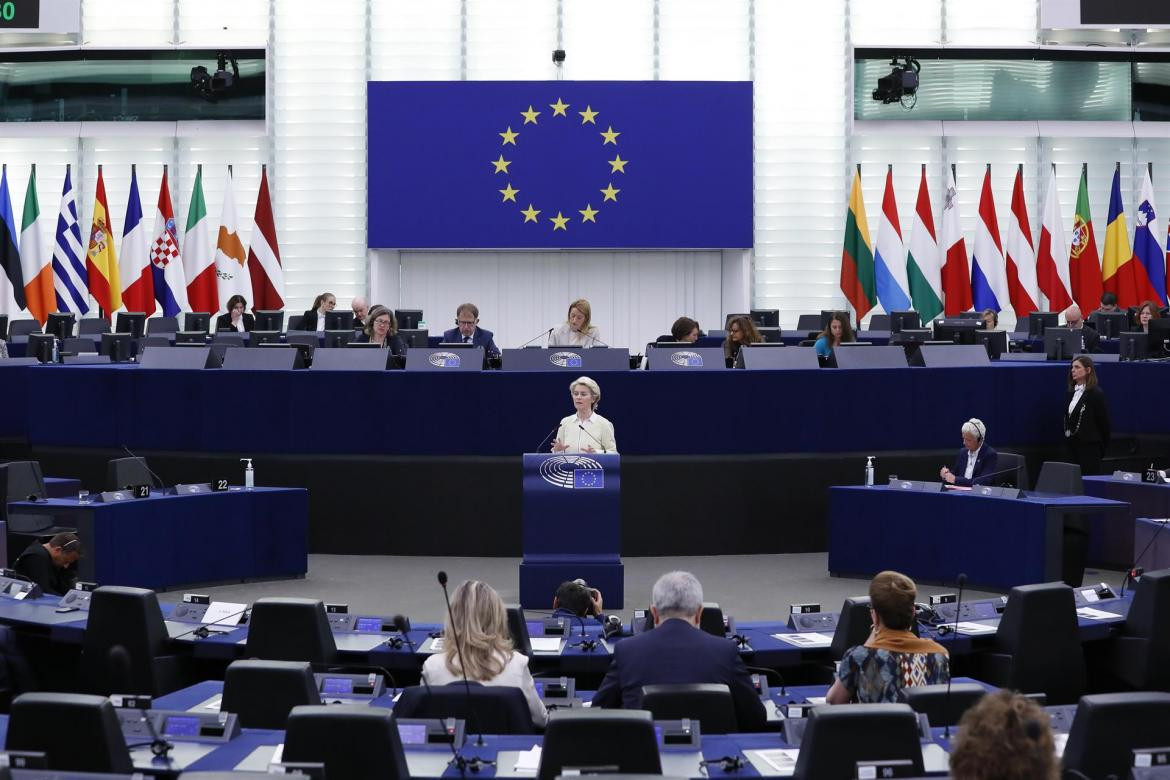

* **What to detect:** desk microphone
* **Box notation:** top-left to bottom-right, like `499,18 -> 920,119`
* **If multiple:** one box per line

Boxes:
746,665 -> 787,697
947,466 -> 1024,489
572,613 -> 598,651
167,605 -> 252,641
534,424 -> 560,453
583,331 -> 609,348
437,571 -> 489,761
940,573 -> 966,740
121,445 -> 169,494
577,424 -> 608,454
518,328 -> 553,349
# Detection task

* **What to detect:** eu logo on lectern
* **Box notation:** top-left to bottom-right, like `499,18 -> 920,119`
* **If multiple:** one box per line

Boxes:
367,80 -> 753,249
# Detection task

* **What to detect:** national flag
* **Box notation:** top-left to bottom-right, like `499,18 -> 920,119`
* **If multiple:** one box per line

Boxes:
85,165 -> 120,320
940,165 -> 972,315
840,166 -> 876,320
1069,164 -> 1104,315
19,166 -> 53,325
906,164 -> 943,322
182,165 -> 217,314
0,165 -> 24,312
1101,164 -> 1143,308
1132,166 -> 1167,306
971,165 -> 1010,313
51,165 -> 89,315
873,166 -> 913,313
1036,166 -> 1073,312
246,166 -> 285,311
150,166 -> 189,316
118,165 -> 155,316
1004,164 -> 1039,317
214,168 -> 252,310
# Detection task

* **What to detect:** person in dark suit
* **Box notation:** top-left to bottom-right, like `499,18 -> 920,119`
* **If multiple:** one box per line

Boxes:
214,294 -> 254,332
14,532 -> 81,596
355,304 -> 406,356
1065,354 -> 1110,476
551,579 -> 604,623
1063,305 -> 1100,354
939,418 -> 999,487
441,303 -> 499,356
300,292 -> 337,332
592,571 -> 765,732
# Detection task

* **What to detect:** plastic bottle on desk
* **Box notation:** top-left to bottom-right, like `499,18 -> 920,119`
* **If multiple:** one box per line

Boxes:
240,458 -> 254,490
51,337 -> 59,363
865,456 -> 875,486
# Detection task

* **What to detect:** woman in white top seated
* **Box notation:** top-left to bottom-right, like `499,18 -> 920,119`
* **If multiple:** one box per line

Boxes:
552,375 -> 618,454
549,298 -> 601,347
421,580 -> 547,728
300,292 -> 336,332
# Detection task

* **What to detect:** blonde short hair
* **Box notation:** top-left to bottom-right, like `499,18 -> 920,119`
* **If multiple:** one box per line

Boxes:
569,376 -> 601,410
567,299 -> 592,332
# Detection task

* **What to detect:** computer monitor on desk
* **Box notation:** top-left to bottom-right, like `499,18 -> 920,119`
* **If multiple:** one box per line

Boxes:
1089,311 -> 1129,339
1119,332 -> 1149,360
184,312 -> 211,333
1044,327 -> 1081,360
254,310 -> 285,332
325,311 -> 354,331
398,329 -> 429,349
1027,311 -> 1059,338
116,312 -> 146,340
1147,318 -> 1170,357
396,309 -> 423,330
324,330 -> 355,348
975,330 -> 1008,359
889,310 -> 921,333
932,319 -> 980,344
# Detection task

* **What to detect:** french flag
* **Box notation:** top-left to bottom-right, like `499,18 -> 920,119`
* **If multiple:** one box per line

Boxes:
971,165 -> 1010,313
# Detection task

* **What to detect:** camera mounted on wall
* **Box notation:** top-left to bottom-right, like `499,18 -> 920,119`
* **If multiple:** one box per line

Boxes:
191,51 -> 240,102
872,55 -> 920,109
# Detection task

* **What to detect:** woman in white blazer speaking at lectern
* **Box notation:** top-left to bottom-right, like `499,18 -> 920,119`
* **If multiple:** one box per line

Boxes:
552,375 -> 618,454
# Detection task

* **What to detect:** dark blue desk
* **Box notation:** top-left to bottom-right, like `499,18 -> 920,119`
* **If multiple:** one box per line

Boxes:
1134,518 -> 1170,572
828,486 -> 1130,590
1083,476 -> 1170,568
7,487 -> 308,590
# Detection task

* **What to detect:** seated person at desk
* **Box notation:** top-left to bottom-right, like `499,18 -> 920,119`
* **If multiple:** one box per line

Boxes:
351,296 -> 368,329
1136,300 -> 1160,333
670,316 -> 701,343
592,571 -> 766,732
14,532 -> 82,596
814,312 -> 855,359
723,315 -> 761,366
550,298 -> 602,347
552,376 -> 617,454
826,570 -> 949,704
552,579 -> 604,622
1063,305 -> 1100,353
442,302 -> 499,356
300,292 -> 337,332
939,418 -> 998,487
215,294 -> 254,332
356,304 -> 406,355
1093,291 -> 1120,315
949,690 -> 1058,780
421,579 -> 547,727
980,308 -> 998,330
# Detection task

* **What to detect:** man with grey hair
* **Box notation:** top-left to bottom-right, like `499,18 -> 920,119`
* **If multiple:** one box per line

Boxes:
591,571 -> 765,731
1063,304 -> 1100,354
351,296 -> 369,328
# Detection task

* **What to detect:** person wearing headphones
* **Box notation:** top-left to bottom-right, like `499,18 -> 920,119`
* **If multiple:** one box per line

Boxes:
14,532 -> 82,596
939,418 -> 998,487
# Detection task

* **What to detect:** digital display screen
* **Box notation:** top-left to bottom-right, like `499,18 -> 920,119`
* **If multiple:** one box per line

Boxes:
321,677 -> 354,695
0,0 -> 39,29
163,716 -> 200,737
355,617 -> 381,632
534,681 -> 542,697
398,723 -> 427,745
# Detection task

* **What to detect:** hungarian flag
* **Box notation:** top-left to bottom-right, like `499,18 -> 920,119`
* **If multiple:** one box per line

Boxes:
940,166 -> 972,315
183,165 -> 217,314
1101,164 -> 1142,309
1068,164 -> 1103,315
1131,166 -> 1166,306
1004,164 -> 1039,317
214,168 -> 252,311
840,166 -> 876,320
1036,166 -> 1073,312
906,165 -> 943,322
873,166 -> 912,313
247,166 -> 285,311
19,166 -> 53,325
971,165 -> 1010,313
119,165 -> 155,316
0,165 -> 23,313
150,166 -> 189,316
85,165 -> 120,321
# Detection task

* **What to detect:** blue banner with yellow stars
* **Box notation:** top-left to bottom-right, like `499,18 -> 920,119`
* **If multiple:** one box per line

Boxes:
367,81 -> 753,249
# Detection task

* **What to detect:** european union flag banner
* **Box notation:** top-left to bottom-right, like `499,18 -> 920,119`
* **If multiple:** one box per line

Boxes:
573,468 -> 605,489
368,81 -> 753,249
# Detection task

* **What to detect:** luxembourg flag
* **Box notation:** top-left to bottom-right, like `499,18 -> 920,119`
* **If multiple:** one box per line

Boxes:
51,164 -> 89,315
1004,164 -> 1039,317
872,166 -> 912,313
971,165 -> 1010,313
150,166 -> 189,316
1035,166 -> 1073,312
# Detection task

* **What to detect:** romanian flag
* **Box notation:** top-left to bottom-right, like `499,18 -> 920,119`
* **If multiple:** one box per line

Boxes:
1068,165 -> 1103,315
840,166 -> 876,320
85,165 -> 120,320
1101,164 -> 1142,308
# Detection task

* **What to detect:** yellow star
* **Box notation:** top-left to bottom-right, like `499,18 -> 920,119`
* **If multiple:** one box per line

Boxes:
550,212 -> 569,231
608,154 -> 628,174
600,183 -> 620,202
521,105 -> 541,124
499,183 -> 519,203
579,105 -> 599,124
549,98 -> 570,117
499,126 -> 519,145
521,204 -> 541,223
491,155 -> 511,174
579,204 -> 599,223
600,125 -> 620,145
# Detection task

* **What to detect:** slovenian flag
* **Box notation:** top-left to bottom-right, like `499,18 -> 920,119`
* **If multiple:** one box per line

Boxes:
971,165 -> 1010,313
873,165 -> 912,314
1132,166 -> 1167,307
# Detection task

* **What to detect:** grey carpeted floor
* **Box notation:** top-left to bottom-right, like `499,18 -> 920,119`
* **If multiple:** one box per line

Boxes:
154,553 -> 1126,623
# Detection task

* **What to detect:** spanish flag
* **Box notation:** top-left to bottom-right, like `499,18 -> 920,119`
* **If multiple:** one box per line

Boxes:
85,165 -> 120,320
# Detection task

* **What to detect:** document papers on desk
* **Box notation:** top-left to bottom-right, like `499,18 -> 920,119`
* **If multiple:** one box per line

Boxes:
745,748 -> 798,776
514,746 -> 541,773
203,601 -> 247,627
1076,607 -> 1122,620
772,632 -> 833,648
529,637 -> 564,653
938,621 -> 997,636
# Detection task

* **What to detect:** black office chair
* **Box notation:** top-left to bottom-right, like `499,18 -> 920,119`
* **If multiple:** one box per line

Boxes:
394,682 -> 536,734
211,333 -> 247,348
904,682 -> 986,727
5,692 -> 134,773
80,586 -> 186,696
221,659 -> 321,729
61,337 -> 96,354
283,704 -> 409,780
698,602 -> 726,637
1103,568 -> 1170,691
7,320 -> 41,340
244,597 -> 338,663
791,703 -> 924,780
868,314 -> 891,330
829,596 -> 872,662
641,683 -> 737,733
994,451 -> 1030,489
146,316 -> 179,335
1062,692 -> 1170,780
0,626 -> 34,713
78,318 -> 110,337
106,456 -> 153,491
796,314 -> 822,331
538,710 -> 661,780
1035,460 -> 1083,494
1,462 -> 75,565
979,582 -> 1086,705
286,332 -> 318,351
505,604 -> 532,657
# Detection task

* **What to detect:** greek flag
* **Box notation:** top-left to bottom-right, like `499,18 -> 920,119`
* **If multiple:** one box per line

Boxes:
51,165 -> 89,315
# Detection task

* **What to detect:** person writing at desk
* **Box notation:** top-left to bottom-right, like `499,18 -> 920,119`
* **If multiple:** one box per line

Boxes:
814,312 -> 855,359
550,298 -> 601,347
552,376 -> 617,454
939,418 -> 998,487
215,294 -> 254,332
13,532 -> 82,597
357,304 -> 406,355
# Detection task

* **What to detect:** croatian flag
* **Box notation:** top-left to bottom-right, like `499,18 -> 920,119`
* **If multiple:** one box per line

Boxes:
971,165 -> 1010,313
150,167 -> 189,316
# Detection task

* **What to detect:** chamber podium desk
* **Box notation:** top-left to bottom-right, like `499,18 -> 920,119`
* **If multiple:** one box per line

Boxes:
1083,476 -> 1170,568
828,486 -> 1130,590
